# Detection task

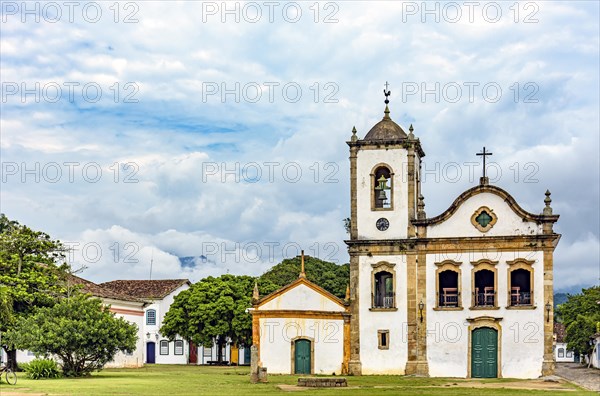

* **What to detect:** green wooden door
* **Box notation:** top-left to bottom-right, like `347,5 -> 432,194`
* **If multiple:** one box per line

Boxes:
471,327 -> 498,378
294,339 -> 311,374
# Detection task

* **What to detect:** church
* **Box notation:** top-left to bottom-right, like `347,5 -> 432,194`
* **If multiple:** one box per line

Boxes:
250,89 -> 560,379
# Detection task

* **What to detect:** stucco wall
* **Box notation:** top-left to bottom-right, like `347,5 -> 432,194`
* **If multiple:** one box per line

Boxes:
356,148 -> 409,240
427,193 -> 542,238
358,254 -> 408,374
258,317 -> 344,374
144,284 -> 190,365
106,302 -> 145,368
260,284 -> 345,312
426,251 -> 545,378
554,342 -> 576,363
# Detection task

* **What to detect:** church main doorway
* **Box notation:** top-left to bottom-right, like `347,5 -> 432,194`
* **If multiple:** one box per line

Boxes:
471,327 -> 498,378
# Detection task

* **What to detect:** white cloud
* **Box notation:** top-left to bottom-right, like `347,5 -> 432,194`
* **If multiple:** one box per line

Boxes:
1,1 -> 598,290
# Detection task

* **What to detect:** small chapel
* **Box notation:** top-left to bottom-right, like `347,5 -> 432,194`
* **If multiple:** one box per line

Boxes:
250,89 -> 560,379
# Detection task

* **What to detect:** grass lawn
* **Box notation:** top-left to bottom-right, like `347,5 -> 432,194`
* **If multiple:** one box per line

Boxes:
1,365 -> 594,396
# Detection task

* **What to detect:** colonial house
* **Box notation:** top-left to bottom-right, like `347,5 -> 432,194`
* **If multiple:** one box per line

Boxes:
100,279 -> 192,365
554,323 -> 576,363
253,92 -> 560,379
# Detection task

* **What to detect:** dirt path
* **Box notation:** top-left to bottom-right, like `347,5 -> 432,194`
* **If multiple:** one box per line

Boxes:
555,362 -> 600,392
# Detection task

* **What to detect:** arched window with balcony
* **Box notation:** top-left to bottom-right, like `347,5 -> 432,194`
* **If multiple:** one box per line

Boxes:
507,259 -> 535,307
435,260 -> 462,309
471,260 -> 498,308
370,262 -> 396,310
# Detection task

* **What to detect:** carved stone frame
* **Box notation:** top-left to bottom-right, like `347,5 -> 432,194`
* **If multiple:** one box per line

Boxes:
434,260 -> 463,310
466,316 -> 503,378
370,261 -> 397,311
471,206 -> 498,233
506,258 -> 536,309
377,329 -> 390,350
370,163 -> 394,211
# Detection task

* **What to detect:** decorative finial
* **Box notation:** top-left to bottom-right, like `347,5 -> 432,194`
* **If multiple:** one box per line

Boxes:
408,124 -> 415,139
383,82 -> 391,119
345,284 -> 350,301
417,194 -> 426,219
351,126 -> 358,142
252,281 -> 259,303
383,81 -> 391,104
543,190 -> 553,215
299,250 -> 306,278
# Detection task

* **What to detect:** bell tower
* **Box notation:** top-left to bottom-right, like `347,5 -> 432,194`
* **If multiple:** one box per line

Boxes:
347,86 -> 425,241
345,86 -> 425,376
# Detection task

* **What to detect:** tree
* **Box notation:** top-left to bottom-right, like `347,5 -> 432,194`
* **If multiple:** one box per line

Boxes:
557,286 -> 600,359
8,294 -> 137,377
161,275 -> 266,362
0,214 -> 68,369
258,255 -> 349,299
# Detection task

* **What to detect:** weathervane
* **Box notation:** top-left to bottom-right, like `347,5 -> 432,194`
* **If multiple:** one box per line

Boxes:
383,81 -> 391,104
476,146 -> 493,179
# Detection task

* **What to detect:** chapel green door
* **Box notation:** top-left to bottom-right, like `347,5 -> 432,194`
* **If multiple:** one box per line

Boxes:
294,339 -> 311,374
471,327 -> 498,378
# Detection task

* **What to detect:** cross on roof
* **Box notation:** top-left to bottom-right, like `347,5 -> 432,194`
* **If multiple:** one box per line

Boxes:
476,147 -> 493,178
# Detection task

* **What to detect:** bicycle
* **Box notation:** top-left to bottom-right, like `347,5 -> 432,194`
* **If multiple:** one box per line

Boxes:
0,364 -> 17,385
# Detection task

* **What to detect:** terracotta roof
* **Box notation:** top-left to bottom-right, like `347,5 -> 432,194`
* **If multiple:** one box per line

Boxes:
100,279 -> 190,299
554,322 -> 567,343
67,273 -> 145,302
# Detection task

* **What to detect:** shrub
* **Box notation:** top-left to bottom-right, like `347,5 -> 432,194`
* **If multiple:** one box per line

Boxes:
22,358 -> 61,379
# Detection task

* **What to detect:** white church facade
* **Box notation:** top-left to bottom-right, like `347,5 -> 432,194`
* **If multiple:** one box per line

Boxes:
252,91 -> 560,378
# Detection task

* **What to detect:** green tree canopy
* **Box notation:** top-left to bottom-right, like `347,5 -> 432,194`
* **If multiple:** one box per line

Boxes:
8,294 -> 137,377
161,274 -> 265,362
0,214 -> 68,367
557,286 -> 600,357
258,255 -> 349,299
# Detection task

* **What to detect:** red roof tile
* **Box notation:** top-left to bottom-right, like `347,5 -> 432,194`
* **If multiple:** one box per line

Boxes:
66,274 -> 145,302
100,279 -> 190,299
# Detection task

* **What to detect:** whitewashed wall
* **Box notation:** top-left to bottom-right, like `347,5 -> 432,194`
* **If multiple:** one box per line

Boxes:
427,193 -> 542,238
144,283 -> 190,365
356,148 -> 409,240
258,317 -> 344,374
426,251 -> 545,378
359,254 -> 408,374
260,284 -> 344,311
554,342 -> 576,363
105,299 -> 145,368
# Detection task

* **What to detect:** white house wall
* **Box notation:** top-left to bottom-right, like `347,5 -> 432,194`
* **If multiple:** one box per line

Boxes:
144,283 -> 190,365
554,342 -> 576,363
426,251 -> 545,379
359,254 -> 408,374
106,300 -> 145,368
258,317 -> 344,374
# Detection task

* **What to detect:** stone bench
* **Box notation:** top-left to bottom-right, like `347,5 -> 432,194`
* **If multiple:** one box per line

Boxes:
297,377 -> 347,387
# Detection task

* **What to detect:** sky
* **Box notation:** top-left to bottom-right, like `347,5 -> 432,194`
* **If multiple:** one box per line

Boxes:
0,1 -> 598,291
